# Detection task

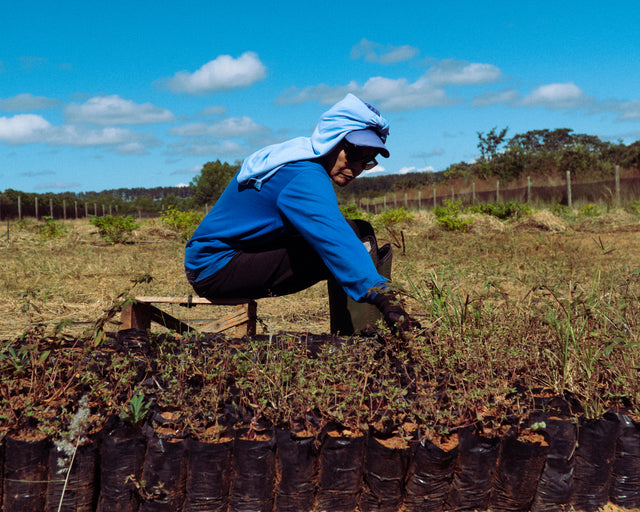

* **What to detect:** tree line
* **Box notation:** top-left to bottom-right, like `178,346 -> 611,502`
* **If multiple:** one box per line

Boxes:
2,128 -> 639,219
444,127 -> 640,182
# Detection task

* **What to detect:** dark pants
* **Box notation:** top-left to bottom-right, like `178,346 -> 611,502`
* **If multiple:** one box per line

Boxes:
189,219 -> 375,301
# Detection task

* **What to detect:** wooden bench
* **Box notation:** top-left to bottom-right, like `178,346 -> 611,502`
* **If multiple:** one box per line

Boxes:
120,296 -> 257,337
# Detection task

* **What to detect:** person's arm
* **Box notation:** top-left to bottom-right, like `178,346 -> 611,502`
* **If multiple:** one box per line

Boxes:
277,166 -> 386,301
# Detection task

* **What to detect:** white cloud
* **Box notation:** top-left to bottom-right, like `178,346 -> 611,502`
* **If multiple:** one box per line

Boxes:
46,125 -> 140,146
65,95 -> 174,125
276,57 -> 500,112
617,99 -> 640,121
0,113 -> 159,153
426,59 -> 502,86
164,52 -> 266,94
472,88 -> 520,107
362,76 -> 454,111
362,164 -> 387,176
276,83 -> 355,106
114,142 -> 148,155
0,93 -> 60,111
521,82 -> 586,109
0,114 -> 51,143
187,139 -> 247,157
170,116 -> 267,138
171,164 -> 202,176
201,105 -> 227,117
397,165 -> 435,174
207,117 -> 267,137
351,39 -> 419,64
278,75 -> 454,112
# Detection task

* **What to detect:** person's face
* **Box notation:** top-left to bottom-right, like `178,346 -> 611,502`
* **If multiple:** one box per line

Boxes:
327,141 -> 378,187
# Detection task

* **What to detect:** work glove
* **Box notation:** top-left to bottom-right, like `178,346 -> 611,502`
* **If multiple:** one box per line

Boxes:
371,292 -> 420,334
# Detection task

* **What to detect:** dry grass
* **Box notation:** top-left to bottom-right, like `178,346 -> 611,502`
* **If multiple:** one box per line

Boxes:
0,218 -> 332,338
1,207 -> 639,343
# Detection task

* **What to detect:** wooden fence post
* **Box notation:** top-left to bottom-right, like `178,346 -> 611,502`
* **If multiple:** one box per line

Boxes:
18,195 -> 21,221
433,187 -> 436,209
566,170 -> 572,208
527,176 -> 531,203
615,165 -> 621,206
496,180 -> 500,203
418,191 -> 421,210
35,196 -> 39,219
63,199 -> 67,220
49,198 -> 53,218
472,182 -> 476,204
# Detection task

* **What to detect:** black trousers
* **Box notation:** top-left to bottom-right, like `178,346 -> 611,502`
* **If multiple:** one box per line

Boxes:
189,219 -> 375,301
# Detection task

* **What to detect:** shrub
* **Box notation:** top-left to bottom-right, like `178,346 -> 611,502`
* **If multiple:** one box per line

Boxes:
626,200 -> 640,215
37,216 -> 66,239
550,202 -> 571,218
578,203 -> 601,217
160,206 -> 204,241
434,200 -> 472,232
340,203 -> 367,220
375,207 -> 414,227
90,215 -> 139,244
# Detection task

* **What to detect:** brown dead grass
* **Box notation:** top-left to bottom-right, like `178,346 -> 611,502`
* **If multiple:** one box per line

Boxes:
1,207 -> 639,340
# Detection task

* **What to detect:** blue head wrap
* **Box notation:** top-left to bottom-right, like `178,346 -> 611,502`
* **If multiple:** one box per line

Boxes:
237,93 -> 389,190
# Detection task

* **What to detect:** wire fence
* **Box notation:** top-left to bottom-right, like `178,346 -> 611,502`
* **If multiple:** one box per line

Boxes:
357,170 -> 640,214
2,169 -> 640,221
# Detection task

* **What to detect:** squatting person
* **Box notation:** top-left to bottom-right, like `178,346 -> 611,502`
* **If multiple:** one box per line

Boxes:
184,94 -> 416,335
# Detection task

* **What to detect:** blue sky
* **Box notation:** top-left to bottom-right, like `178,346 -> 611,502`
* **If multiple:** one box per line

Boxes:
1,0 -> 639,193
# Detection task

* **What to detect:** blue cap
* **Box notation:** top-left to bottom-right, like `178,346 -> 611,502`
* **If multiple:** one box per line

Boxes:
345,128 -> 390,158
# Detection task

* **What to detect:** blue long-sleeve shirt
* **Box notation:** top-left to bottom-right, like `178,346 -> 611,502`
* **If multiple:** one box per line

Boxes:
184,160 -> 386,301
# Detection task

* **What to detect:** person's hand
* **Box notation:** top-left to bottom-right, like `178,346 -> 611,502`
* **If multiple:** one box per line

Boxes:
371,292 -> 420,334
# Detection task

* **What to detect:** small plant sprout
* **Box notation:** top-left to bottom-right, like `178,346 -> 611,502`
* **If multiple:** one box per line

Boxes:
122,391 -> 153,426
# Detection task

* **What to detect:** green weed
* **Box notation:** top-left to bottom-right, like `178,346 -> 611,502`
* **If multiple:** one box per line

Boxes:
160,206 -> 204,241
89,214 -> 139,244
433,199 -> 473,232
37,216 -> 67,239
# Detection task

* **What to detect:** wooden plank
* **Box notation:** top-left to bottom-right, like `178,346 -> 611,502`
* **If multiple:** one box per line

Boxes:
119,298 -> 258,336
198,302 -> 257,336
120,302 -> 152,330
134,296 -> 252,306
238,300 -> 257,337
147,304 -> 195,334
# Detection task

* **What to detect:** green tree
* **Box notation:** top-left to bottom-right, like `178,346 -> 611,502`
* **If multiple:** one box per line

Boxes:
190,160 -> 239,206
477,127 -> 508,161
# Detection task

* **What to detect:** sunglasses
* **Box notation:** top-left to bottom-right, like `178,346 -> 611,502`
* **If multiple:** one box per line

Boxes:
342,140 -> 378,170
